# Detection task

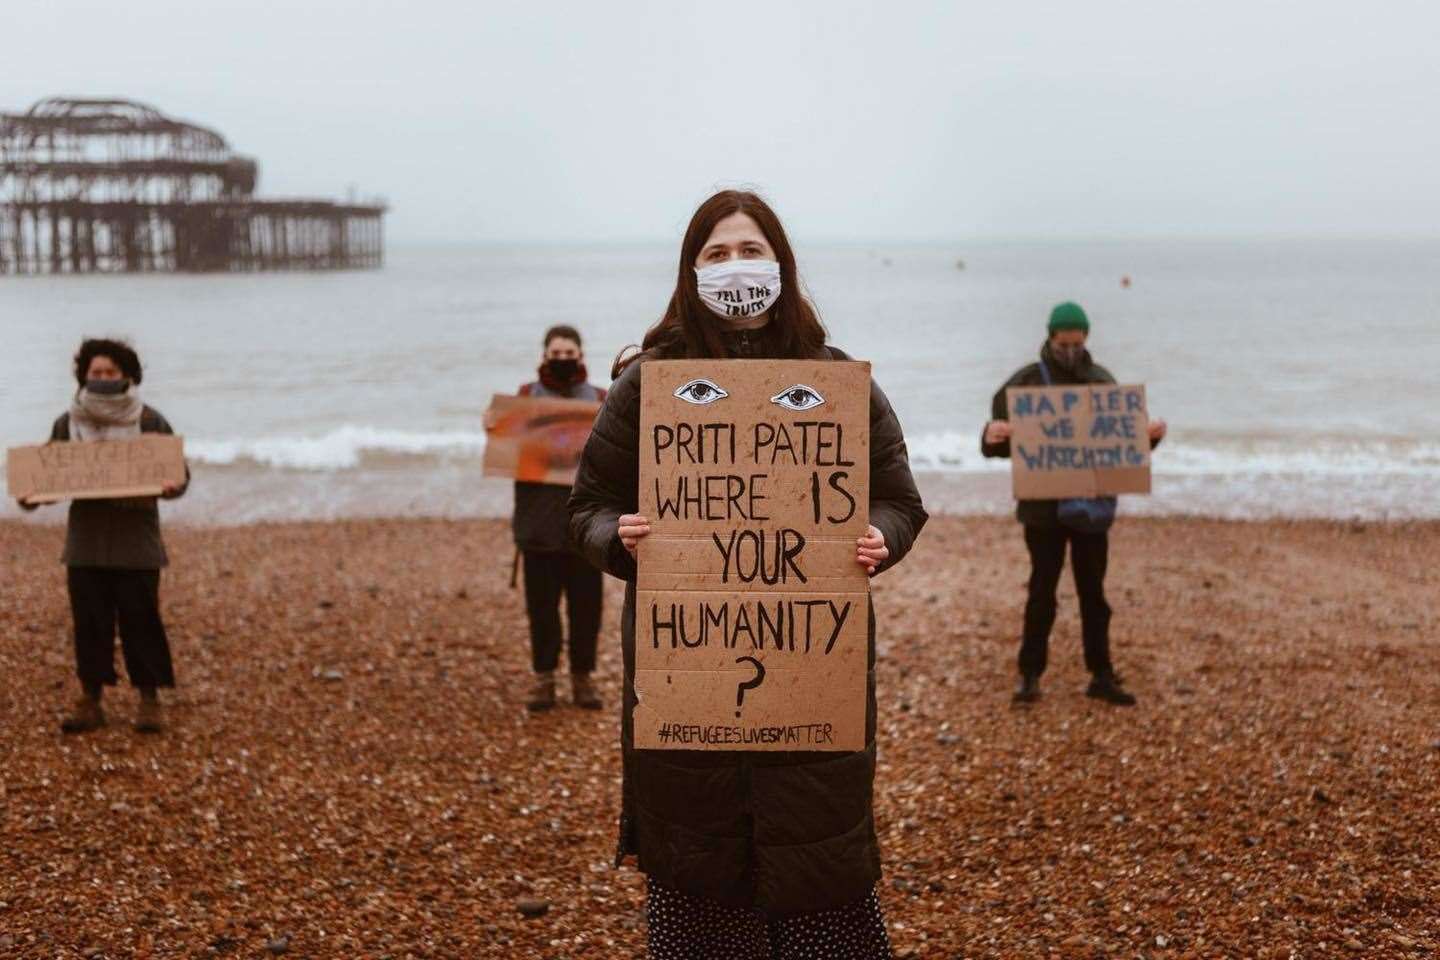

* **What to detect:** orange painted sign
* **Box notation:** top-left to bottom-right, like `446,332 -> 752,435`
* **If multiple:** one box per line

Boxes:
482,394 -> 602,486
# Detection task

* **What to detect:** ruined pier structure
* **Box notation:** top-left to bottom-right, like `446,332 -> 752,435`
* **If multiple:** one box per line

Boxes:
0,98 -> 385,274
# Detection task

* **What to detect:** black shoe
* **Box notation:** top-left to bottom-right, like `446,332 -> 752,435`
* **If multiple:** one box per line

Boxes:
526,672 -> 556,712
1086,673 -> 1137,706
1012,675 -> 1042,703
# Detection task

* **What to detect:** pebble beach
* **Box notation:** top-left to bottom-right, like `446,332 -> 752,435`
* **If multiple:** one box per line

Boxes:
1,515 -> 1437,958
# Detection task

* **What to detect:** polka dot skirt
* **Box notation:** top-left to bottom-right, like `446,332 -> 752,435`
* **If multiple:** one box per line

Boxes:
646,878 -> 892,960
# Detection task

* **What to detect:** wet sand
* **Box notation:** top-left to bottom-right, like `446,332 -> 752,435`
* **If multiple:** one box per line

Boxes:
1,516 -> 1436,957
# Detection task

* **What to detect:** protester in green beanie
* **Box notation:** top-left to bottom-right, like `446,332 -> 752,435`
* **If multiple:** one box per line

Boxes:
979,302 -> 1167,707
1047,301 -> 1090,335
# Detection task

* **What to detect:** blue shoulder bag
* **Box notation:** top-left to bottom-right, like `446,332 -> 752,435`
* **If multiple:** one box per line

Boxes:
1038,361 -> 1118,534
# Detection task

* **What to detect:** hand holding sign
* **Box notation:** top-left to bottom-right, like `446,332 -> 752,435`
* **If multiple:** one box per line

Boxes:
618,513 -> 652,557
983,420 -> 1012,444
856,524 -> 887,575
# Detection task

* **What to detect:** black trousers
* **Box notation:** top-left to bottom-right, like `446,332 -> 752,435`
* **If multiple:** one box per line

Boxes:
67,567 -> 175,689
522,550 -> 602,674
1019,525 -> 1113,679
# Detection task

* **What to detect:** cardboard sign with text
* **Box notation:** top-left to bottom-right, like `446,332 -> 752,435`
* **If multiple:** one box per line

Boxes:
482,394 -> 602,486
637,359 -> 871,751
1005,383 -> 1151,499
7,435 -> 187,503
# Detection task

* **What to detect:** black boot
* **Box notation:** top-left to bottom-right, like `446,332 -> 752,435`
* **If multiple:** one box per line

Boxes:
1012,674 -> 1042,703
1086,672 -> 1136,706
61,680 -> 106,734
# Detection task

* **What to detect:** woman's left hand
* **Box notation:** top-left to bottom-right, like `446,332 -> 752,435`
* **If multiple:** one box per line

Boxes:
1148,417 -> 1168,442
856,525 -> 888,576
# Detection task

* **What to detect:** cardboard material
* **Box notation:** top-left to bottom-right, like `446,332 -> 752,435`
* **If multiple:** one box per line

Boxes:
637,359 -> 871,752
7,435 -> 187,503
1005,383 -> 1151,499
482,394 -> 602,486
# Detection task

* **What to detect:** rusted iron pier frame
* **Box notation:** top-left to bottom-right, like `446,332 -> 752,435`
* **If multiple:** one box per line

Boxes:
1,97 -> 386,275
0,200 -> 384,274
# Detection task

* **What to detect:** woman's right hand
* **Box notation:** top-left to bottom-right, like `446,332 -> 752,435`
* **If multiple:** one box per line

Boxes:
617,514 -> 652,557
983,420 -> 1012,444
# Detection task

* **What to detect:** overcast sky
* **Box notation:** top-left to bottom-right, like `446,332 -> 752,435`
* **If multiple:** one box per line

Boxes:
5,0 -> 1438,244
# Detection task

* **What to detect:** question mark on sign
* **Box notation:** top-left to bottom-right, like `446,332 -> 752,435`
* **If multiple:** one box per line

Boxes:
734,656 -> 766,718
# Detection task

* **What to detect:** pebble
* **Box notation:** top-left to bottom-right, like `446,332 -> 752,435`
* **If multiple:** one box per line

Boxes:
266,935 -> 291,955
517,898 -> 550,918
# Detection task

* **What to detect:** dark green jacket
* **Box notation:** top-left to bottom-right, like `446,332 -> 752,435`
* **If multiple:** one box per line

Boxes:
567,340 -> 927,918
48,406 -> 189,569
980,342 -> 1159,527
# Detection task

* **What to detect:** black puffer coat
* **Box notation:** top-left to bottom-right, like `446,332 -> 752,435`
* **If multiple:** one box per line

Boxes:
567,336 -> 927,918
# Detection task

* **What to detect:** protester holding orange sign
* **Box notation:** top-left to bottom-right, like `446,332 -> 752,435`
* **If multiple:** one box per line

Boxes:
509,326 -> 607,712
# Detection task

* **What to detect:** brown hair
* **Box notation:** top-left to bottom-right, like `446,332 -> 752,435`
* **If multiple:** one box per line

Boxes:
544,324 -> 582,348
614,190 -> 825,376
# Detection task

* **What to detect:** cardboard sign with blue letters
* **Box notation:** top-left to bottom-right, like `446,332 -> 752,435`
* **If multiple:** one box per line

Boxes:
1005,383 -> 1151,499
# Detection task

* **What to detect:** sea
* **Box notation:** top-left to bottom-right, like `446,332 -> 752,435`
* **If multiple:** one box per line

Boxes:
3,239 -> 1437,524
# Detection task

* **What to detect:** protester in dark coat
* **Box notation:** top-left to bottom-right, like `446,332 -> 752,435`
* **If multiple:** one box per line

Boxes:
568,190 -> 926,960
17,338 -> 189,734
511,324 -> 607,711
980,302 -> 1166,706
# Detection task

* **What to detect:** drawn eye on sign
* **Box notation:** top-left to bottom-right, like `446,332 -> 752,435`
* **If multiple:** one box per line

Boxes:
769,384 -> 825,412
674,378 -> 729,405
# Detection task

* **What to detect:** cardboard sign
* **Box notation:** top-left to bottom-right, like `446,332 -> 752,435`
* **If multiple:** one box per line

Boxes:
482,394 -> 602,486
1005,383 -> 1151,499
636,359 -> 871,752
7,435 -> 187,503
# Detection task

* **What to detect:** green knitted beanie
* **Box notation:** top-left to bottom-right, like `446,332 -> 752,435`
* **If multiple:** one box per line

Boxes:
1047,301 -> 1090,334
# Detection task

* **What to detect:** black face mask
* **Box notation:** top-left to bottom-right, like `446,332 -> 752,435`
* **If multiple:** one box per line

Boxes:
1049,344 -> 1086,370
85,378 -> 130,395
544,358 -> 580,381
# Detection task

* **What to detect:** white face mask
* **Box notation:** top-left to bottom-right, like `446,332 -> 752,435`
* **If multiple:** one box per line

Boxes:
694,259 -> 782,321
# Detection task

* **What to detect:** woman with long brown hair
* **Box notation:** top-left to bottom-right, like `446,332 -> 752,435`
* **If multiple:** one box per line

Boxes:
568,190 -> 927,959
